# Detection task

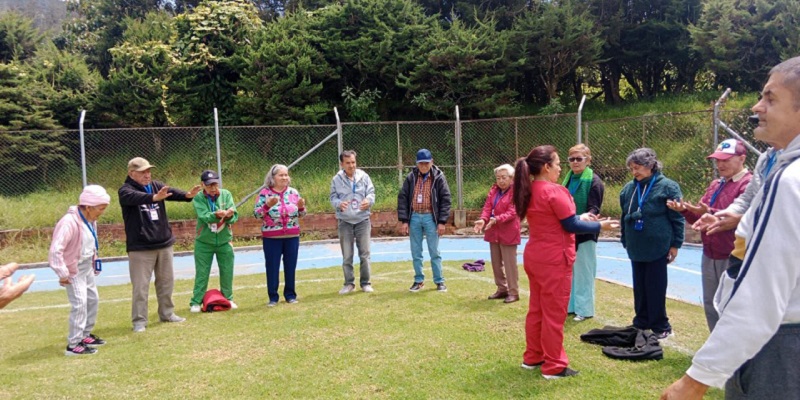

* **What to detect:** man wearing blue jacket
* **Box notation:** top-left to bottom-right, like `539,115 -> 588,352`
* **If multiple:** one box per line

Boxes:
397,149 -> 452,292
330,150 -> 376,294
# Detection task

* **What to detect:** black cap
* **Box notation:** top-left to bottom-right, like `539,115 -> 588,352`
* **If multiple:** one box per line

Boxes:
201,170 -> 220,185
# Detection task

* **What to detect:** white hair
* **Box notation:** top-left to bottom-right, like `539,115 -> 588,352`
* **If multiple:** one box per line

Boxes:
494,163 -> 515,177
264,164 -> 290,188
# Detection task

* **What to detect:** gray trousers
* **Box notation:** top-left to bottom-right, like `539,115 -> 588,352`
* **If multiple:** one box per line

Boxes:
128,246 -> 175,326
338,219 -> 371,286
725,323 -> 800,399
65,259 -> 99,346
701,255 -> 729,331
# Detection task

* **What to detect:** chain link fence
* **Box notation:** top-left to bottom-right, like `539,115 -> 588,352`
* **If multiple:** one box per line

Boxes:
0,107 -> 758,230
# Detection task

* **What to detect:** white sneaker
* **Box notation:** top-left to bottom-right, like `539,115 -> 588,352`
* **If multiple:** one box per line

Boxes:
229,301 -> 238,309
362,284 -> 374,293
190,305 -> 201,313
339,284 -> 355,295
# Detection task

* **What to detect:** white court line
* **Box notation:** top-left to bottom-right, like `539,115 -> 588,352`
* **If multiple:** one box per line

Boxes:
598,256 -> 700,276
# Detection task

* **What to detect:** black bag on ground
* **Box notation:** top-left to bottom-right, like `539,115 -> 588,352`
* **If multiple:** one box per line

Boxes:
580,325 -> 639,347
601,330 -> 663,361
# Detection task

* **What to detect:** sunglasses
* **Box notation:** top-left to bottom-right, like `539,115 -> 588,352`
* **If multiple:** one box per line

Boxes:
568,157 -> 586,162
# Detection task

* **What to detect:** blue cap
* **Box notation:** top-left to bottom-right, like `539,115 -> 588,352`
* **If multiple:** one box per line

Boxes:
416,149 -> 433,163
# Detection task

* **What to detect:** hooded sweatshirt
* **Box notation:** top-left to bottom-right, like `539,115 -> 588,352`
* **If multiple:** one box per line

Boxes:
49,206 -> 96,280
329,168 -> 375,225
688,134 -> 800,388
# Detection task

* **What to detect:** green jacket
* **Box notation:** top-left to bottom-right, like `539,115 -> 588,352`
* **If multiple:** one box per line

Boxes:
193,189 -> 239,246
619,173 -> 684,262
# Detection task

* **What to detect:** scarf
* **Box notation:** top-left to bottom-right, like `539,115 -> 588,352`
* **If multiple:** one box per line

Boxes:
561,166 -> 593,215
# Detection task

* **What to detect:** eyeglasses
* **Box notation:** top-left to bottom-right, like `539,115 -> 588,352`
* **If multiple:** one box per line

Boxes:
568,157 -> 586,162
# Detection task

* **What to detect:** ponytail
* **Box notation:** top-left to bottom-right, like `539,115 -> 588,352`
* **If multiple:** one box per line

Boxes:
514,157 -> 532,220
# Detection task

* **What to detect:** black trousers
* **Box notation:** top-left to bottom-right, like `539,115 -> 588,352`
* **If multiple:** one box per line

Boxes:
630,255 -> 671,333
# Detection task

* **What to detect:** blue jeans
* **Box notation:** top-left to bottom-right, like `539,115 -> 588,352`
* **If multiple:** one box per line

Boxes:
409,213 -> 444,284
262,237 -> 299,302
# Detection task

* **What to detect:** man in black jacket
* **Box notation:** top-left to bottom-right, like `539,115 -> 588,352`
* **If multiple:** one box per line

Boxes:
119,157 -> 201,332
397,149 -> 452,292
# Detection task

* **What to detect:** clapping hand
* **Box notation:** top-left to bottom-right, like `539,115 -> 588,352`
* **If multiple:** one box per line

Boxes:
359,199 -> 370,211
339,201 -> 349,212
473,219 -> 485,233
297,197 -> 306,209
266,196 -> 280,208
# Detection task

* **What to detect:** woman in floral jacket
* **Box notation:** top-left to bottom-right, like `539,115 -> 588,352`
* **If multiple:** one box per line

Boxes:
254,164 -> 306,307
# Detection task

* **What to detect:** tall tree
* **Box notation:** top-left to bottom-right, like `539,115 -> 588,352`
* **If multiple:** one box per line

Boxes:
510,1 -> 603,103
172,0 -> 263,124
0,12 -> 42,62
398,16 -> 521,118
236,12 -> 335,124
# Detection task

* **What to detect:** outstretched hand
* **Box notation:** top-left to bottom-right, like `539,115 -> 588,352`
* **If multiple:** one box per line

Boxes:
153,186 -> 173,202
0,263 -> 35,309
186,185 -> 203,198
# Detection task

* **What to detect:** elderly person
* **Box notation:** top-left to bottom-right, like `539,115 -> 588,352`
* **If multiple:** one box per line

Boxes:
330,150 -> 376,295
562,144 -> 605,322
254,164 -> 306,307
190,170 -> 239,313
514,145 -> 617,379
666,139 -> 751,331
473,164 -> 520,303
119,157 -> 202,332
619,148 -> 684,340
49,185 -> 111,355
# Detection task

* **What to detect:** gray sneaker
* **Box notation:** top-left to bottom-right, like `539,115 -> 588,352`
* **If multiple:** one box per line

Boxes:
133,324 -> 146,333
361,284 -> 374,293
161,314 -> 186,323
339,284 -> 356,295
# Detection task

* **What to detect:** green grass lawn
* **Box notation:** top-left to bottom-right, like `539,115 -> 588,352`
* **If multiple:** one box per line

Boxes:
1,260 -> 722,399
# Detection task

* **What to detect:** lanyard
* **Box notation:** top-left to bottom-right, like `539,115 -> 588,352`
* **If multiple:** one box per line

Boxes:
77,208 -> 98,252
205,194 -> 217,212
491,188 -> 507,216
635,175 -> 655,211
417,172 -> 429,192
763,151 -> 778,180
144,184 -> 156,209
708,179 -> 726,207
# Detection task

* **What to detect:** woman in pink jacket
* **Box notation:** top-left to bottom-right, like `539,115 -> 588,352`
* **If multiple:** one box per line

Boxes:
473,164 -> 520,303
48,185 -> 111,356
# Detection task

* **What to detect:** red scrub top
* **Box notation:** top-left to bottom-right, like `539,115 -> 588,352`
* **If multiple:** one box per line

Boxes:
524,181 -> 577,266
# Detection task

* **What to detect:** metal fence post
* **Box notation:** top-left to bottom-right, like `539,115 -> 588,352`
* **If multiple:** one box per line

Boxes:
214,108 -> 223,188
454,106 -> 466,228
79,109 -> 87,187
514,118 -> 519,160
397,121 -> 403,186
335,107 -> 342,160
713,88 -> 732,178
577,95 -> 586,144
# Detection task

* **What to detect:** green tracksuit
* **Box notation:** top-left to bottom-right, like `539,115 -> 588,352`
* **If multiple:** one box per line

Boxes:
191,189 -> 239,306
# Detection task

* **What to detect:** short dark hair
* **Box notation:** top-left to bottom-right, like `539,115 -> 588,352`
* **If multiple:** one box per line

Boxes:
339,150 -> 357,162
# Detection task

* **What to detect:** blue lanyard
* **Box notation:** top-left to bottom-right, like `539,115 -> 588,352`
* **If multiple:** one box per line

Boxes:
491,189 -> 507,217
77,208 -> 98,251
708,179 -> 726,207
144,184 -> 152,194
635,174 -> 656,211
205,194 -> 217,212
763,151 -> 778,180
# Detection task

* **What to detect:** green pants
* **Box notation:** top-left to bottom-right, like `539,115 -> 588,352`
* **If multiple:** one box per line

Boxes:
191,240 -> 235,306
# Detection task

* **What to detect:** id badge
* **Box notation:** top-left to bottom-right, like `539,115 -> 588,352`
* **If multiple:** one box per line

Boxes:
416,193 -> 423,203
209,223 -> 218,233
94,259 -> 102,272
351,199 -> 359,210
634,219 -> 644,231
149,209 -> 159,220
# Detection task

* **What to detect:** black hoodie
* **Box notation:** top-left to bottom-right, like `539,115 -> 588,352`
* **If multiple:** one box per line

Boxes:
118,176 -> 191,251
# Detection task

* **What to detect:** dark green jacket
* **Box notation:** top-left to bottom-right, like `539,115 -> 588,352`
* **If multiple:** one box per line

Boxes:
619,173 -> 685,262
193,189 -> 239,246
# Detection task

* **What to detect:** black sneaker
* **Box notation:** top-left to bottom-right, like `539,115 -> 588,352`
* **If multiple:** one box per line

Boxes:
654,329 -> 674,340
82,333 -> 106,347
409,282 -> 424,292
65,344 -> 97,356
436,283 -> 447,292
543,367 -> 579,380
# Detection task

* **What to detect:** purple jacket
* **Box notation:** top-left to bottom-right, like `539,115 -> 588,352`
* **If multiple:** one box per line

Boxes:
682,170 -> 752,259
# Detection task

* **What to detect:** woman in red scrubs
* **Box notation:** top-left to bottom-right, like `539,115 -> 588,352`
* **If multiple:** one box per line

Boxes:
513,145 -> 617,379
